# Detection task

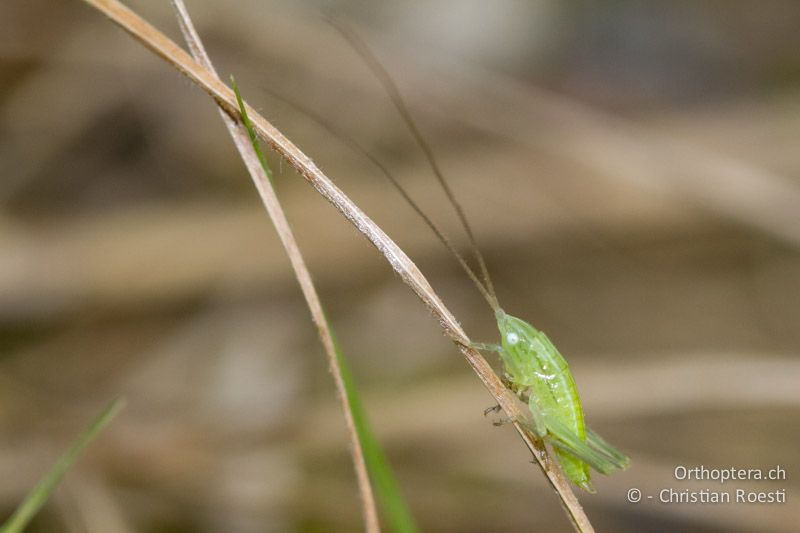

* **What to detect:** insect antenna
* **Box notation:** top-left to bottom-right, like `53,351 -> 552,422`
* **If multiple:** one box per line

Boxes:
261,87 -> 499,311
328,19 -> 500,311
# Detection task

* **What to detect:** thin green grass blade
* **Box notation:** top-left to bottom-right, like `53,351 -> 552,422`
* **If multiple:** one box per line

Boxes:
0,397 -> 125,533
230,78 -> 416,531
230,76 -> 274,185
330,326 -> 418,533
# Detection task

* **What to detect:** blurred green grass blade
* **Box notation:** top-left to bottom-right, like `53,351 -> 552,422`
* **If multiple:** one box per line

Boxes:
230,79 -> 417,532
0,398 -> 125,533
331,328 -> 418,533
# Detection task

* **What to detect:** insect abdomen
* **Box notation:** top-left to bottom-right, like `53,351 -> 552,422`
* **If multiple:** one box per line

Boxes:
531,331 -> 592,489
533,333 -> 583,429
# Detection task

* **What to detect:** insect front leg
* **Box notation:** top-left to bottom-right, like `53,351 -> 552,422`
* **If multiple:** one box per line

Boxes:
483,404 -> 502,416
484,373 -> 520,417
486,409 -> 526,428
501,373 -> 516,390
486,392 -> 549,437
470,342 -> 502,352
492,416 -> 513,427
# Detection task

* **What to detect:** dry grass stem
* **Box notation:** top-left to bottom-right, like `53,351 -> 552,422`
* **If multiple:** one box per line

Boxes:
166,1 -> 379,531
79,0 -> 593,530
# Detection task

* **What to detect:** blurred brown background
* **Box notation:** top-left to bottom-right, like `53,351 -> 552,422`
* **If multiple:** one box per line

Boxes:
2,1 -> 799,531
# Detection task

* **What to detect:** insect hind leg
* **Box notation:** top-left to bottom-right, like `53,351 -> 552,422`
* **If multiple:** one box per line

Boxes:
545,417 -> 625,475
524,395 -> 548,438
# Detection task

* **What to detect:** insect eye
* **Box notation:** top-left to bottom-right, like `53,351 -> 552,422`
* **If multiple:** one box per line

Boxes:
506,332 -> 520,345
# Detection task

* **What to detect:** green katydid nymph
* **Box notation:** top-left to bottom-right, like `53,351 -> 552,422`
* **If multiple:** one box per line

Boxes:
276,22 -> 632,492
477,309 -> 631,492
